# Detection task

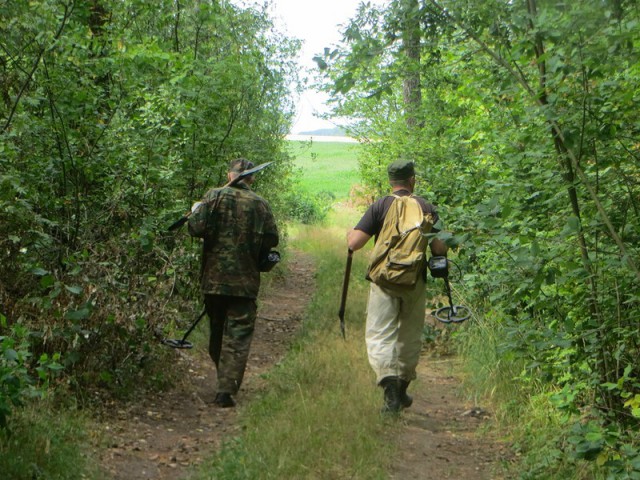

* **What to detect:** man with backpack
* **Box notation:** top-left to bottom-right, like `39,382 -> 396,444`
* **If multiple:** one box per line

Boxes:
188,158 -> 279,408
347,158 -> 448,413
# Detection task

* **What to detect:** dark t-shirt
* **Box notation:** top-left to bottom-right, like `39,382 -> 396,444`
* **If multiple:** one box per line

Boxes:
354,189 -> 440,242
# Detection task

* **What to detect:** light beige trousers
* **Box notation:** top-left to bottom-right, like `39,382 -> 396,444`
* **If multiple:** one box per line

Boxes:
365,278 -> 426,384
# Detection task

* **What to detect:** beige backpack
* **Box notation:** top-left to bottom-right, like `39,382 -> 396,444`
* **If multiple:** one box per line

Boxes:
366,195 -> 434,289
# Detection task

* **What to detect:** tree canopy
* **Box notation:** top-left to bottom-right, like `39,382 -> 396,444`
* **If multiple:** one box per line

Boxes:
1,0 -> 299,422
318,0 -> 640,476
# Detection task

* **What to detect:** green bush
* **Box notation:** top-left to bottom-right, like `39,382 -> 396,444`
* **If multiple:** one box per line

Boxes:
284,191 -> 334,224
0,325 -> 33,428
0,321 -> 62,428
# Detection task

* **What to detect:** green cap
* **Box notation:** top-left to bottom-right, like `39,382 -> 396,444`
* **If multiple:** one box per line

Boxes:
387,159 -> 415,181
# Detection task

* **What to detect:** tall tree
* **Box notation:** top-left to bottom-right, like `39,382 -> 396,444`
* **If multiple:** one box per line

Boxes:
399,0 -> 422,129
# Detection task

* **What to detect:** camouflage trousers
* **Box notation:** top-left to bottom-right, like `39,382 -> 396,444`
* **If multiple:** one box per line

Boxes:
204,294 -> 257,395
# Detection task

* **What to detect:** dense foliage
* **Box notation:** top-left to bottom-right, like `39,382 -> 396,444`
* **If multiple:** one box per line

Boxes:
1,0 -> 299,419
318,0 -> 640,477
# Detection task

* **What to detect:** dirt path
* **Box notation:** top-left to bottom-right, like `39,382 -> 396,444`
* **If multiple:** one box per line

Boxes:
392,355 -> 513,479
97,250 -> 511,479
98,251 -> 316,479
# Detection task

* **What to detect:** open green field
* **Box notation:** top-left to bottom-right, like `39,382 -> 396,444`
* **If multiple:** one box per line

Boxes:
286,140 -> 361,200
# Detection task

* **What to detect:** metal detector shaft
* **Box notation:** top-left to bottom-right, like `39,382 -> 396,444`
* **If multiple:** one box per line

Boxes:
434,276 -> 472,324
444,276 -> 454,309
337,249 -> 353,339
180,307 -> 207,342
162,308 -> 208,349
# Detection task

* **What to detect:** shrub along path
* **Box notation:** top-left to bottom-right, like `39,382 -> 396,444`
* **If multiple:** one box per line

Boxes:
96,249 -> 510,479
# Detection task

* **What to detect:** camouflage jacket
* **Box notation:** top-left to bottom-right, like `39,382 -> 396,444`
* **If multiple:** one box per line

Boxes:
188,183 -> 279,298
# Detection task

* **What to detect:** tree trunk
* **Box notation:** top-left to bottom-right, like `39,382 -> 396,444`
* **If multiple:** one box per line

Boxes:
400,0 -> 422,129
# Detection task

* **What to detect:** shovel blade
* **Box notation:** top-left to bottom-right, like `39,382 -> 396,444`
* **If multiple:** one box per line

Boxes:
238,161 -> 273,177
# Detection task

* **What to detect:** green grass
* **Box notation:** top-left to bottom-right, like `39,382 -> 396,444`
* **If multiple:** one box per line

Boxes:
286,141 -> 361,200
0,402 -> 102,479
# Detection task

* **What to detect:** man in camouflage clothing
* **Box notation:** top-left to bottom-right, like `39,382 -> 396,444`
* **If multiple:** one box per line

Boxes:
188,158 -> 279,408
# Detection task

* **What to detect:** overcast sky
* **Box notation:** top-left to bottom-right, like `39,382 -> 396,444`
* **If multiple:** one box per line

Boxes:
267,0 -> 369,133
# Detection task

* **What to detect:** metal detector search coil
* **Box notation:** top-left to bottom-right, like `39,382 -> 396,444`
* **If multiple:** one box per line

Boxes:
428,256 -> 472,324
434,304 -> 472,324
162,338 -> 194,349
162,308 -> 207,349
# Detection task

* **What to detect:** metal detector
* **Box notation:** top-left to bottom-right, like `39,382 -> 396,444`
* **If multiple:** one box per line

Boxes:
162,308 -> 207,349
428,257 -> 472,324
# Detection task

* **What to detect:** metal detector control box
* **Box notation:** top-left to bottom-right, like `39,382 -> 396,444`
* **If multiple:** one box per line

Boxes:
428,256 -> 449,278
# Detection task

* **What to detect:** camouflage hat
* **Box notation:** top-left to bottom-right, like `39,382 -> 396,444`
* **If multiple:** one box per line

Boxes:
387,159 -> 415,181
229,158 -> 255,173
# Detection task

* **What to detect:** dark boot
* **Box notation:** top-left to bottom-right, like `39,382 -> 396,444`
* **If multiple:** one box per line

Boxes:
380,376 -> 402,414
399,379 -> 413,408
214,392 -> 236,408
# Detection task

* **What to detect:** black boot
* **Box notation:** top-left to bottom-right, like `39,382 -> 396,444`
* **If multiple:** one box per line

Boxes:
380,377 -> 402,414
214,392 -> 236,408
399,379 -> 413,408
